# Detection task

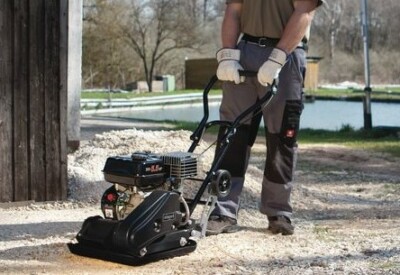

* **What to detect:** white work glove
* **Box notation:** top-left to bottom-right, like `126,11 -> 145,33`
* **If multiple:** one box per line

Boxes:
216,48 -> 244,84
257,48 -> 287,86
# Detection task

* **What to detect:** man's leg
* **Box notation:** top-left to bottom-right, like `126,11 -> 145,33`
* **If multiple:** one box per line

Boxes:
206,78 -> 258,235
258,48 -> 306,235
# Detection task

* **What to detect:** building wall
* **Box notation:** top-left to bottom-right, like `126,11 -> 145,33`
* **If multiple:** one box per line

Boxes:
0,0 -> 68,202
67,0 -> 83,151
185,58 -> 220,89
185,58 -> 321,90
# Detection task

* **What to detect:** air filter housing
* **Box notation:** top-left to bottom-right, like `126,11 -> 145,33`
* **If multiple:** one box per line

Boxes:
160,152 -> 199,180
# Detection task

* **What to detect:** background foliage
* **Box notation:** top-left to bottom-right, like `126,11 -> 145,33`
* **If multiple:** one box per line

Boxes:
82,0 -> 400,90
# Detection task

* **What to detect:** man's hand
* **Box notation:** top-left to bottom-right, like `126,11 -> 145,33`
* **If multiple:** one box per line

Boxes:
257,48 -> 287,86
216,48 -> 244,84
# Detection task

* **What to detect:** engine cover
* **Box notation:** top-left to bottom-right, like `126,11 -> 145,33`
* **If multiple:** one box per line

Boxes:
103,151 -> 165,191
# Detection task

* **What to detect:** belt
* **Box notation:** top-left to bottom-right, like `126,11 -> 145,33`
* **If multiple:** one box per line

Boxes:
241,33 -> 308,51
241,33 -> 279,47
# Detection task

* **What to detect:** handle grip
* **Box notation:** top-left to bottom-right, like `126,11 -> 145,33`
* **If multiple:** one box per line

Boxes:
238,70 -> 257,77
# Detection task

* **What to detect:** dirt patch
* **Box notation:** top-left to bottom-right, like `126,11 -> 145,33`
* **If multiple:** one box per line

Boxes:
1,129 -> 399,274
299,143 -> 399,177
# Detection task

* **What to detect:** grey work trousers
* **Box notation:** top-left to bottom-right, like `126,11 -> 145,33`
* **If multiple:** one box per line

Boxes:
212,40 -> 306,220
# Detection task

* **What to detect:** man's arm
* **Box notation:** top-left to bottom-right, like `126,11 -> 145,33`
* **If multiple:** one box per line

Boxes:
215,3 -> 244,84
277,0 -> 320,54
221,3 -> 242,48
257,0 -> 321,86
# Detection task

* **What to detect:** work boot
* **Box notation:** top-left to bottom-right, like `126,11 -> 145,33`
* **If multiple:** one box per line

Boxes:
206,215 -> 238,236
268,215 -> 294,235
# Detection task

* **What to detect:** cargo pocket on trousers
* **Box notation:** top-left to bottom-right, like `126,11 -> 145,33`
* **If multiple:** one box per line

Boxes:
280,100 -> 303,147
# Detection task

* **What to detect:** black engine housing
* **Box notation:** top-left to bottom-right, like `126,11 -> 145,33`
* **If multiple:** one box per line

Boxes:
103,151 -> 165,190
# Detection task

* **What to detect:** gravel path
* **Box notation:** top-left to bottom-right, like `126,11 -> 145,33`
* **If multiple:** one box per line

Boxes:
1,124 -> 399,274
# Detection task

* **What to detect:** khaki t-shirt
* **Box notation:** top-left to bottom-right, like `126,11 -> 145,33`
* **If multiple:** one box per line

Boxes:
226,0 -> 322,40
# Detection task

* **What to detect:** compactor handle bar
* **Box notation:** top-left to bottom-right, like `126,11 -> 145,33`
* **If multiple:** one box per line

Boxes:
187,70 -> 276,214
188,70 -> 275,152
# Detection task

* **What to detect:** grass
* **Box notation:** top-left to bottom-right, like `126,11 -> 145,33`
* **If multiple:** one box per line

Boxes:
299,126 -> 400,157
82,87 -> 400,101
82,89 -> 399,158
168,121 -> 400,158
81,89 -> 212,99
307,87 -> 400,101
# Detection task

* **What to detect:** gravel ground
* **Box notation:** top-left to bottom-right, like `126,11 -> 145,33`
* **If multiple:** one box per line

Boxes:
1,120 -> 399,274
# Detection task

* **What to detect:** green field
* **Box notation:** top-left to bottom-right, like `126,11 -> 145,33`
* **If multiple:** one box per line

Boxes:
82,87 -> 400,101
82,88 -> 400,158
146,119 -> 400,158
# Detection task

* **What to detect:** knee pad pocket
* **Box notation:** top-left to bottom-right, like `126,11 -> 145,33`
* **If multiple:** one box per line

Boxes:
280,100 -> 303,147
217,125 -> 250,177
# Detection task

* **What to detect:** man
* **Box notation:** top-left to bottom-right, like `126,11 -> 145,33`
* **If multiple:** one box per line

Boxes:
207,0 -> 323,236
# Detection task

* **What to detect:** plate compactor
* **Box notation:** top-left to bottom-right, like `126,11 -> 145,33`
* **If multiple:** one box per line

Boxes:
68,71 -> 276,265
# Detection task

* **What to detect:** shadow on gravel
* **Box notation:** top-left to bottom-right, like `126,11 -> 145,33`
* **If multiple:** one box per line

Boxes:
196,247 -> 400,272
0,243 -> 69,261
295,207 -> 400,221
0,222 -> 82,242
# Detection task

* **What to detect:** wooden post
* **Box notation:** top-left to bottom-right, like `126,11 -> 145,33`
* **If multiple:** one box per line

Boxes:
13,0 -> 30,201
0,0 -> 68,202
0,1 -> 13,202
360,0 -> 372,129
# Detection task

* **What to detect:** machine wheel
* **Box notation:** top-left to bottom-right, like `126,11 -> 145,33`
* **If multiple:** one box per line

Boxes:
209,169 -> 231,198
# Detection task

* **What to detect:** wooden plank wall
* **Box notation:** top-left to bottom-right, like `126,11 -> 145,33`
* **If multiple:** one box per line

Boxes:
185,57 -> 321,90
304,59 -> 321,91
0,0 -> 67,202
185,58 -> 221,89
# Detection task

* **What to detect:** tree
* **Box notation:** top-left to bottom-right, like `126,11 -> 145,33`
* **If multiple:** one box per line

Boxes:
83,0 -> 400,86
82,0 -> 227,89
313,0 -> 345,59
82,0 -> 135,89
92,0 -> 205,92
